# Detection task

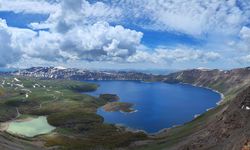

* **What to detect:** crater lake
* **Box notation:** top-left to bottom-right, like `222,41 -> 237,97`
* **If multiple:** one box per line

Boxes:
84,81 -> 221,133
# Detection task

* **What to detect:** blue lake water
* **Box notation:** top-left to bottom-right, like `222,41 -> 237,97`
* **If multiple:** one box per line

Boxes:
84,80 -> 221,133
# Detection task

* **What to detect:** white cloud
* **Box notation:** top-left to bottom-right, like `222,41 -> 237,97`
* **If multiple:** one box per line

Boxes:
59,21 -> 143,61
230,26 -> 250,52
110,0 -> 248,37
0,0 -> 238,68
0,0 -> 58,14
0,19 -> 21,67
30,0 -> 122,31
128,48 -> 221,64
5,20 -> 144,63
239,55 -> 250,63
1,0 -> 249,38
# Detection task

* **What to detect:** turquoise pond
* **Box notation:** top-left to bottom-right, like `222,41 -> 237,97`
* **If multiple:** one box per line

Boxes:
6,116 -> 55,137
84,81 -> 221,133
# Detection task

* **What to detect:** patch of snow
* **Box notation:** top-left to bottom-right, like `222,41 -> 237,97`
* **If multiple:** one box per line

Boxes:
55,66 -> 66,70
25,94 -> 29,98
194,114 -> 200,118
197,67 -> 211,71
102,72 -> 113,75
34,83 -> 40,87
15,84 -> 24,88
14,78 -> 20,82
206,107 -> 214,111
241,105 -> 250,110
21,89 -> 32,93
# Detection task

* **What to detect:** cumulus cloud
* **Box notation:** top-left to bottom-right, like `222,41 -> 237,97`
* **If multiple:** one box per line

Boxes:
60,22 -> 143,61
30,0 -> 122,31
0,0 -> 142,64
6,21 -> 144,63
0,19 -> 21,67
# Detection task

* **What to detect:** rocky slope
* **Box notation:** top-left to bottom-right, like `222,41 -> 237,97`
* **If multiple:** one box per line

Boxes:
163,67 -> 250,101
0,132 -> 43,150
171,84 -> 250,150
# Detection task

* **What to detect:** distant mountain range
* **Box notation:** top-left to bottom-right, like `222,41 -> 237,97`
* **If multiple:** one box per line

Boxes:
6,67 -> 159,81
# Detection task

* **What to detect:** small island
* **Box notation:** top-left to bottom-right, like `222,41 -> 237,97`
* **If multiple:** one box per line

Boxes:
99,94 -> 120,102
99,94 -> 135,113
103,102 -> 135,113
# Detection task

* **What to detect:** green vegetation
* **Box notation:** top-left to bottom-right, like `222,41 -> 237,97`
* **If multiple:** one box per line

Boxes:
99,94 -> 120,102
47,111 -> 103,131
0,104 -> 16,122
0,88 -> 5,96
103,102 -> 134,112
0,76 -> 147,149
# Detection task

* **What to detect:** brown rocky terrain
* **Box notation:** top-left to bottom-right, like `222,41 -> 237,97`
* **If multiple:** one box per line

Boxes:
171,85 -> 250,150
163,67 -> 250,101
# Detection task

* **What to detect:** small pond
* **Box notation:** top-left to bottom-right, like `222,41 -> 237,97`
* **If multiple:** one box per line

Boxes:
7,116 -> 55,137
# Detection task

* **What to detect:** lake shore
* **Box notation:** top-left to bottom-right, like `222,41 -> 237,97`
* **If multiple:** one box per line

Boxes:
148,81 -> 225,136
93,80 -> 222,135
0,117 -> 35,132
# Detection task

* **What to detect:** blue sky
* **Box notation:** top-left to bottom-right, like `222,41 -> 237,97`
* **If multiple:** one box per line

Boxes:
0,0 -> 250,70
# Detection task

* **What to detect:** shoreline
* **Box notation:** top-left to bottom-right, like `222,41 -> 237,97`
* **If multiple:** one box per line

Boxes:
0,117 -> 35,132
177,82 -> 225,105
89,80 -> 225,136
149,82 -> 225,136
